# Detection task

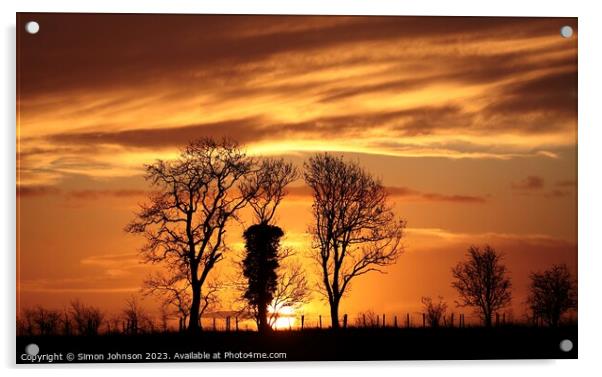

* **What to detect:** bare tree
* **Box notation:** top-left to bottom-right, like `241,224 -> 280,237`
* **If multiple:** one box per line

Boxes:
355,310 -> 380,327
421,296 -> 448,328
268,260 -> 311,327
125,138 -> 260,332
105,314 -> 123,334
19,306 -> 61,336
246,158 -> 298,224
158,305 -> 171,333
143,270 -> 192,331
304,153 -> 405,329
451,245 -> 512,327
527,264 -> 577,327
69,300 -> 104,336
122,296 -> 152,335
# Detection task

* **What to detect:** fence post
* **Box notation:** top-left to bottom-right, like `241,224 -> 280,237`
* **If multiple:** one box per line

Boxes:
343,314 -> 348,329
450,313 -> 454,328
363,314 -> 366,327
502,313 -> 506,325
301,315 -> 305,330
376,315 -> 379,328
422,313 -> 426,328
235,317 -> 239,331
394,315 -> 398,328
406,313 -> 410,328
319,315 -> 322,329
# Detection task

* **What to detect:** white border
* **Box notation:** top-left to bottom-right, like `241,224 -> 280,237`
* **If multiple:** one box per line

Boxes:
2,1 -> 601,376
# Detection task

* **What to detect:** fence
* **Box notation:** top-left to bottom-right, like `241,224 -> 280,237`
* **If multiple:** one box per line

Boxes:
196,311 -> 514,332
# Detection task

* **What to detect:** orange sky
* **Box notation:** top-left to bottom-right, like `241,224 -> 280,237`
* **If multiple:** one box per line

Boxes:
17,14 -> 577,324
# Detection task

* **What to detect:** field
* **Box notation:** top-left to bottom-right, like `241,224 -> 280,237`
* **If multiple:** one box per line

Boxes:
16,325 -> 577,363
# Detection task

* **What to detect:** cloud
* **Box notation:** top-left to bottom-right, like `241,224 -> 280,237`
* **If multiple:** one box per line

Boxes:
18,14 -> 575,98
484,70 -> 577,117
544,189 -> 571,198
288,185 -> 486,204
556,179 -> 577,187
16,184 -> 149,200
511,176 -> 576,199
512,175 -> 545,190
66,189 -> 148,200
16,184 -> 62,197
43,106 -> 475,149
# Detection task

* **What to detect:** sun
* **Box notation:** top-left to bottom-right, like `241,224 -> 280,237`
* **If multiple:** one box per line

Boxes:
269,306 -> 296,330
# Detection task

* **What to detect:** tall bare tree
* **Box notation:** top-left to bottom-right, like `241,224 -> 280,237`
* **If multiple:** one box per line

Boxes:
451,245 -> 512,327
304,153 -> 405,329
126,138 -> 260,332
527,264 -> 577,327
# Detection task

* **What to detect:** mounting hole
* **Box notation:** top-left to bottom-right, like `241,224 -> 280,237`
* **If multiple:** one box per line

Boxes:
560,25 -> 573,39
559,339 -> 573,352
25,343 -> 40,356
25,21 -> 39,34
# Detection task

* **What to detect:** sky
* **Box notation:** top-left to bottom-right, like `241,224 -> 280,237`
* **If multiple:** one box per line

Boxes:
17,14 -> 577,325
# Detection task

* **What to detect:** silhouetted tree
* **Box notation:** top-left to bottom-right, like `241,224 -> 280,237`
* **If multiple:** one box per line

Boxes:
143,270 -> 192,331
268,260 -> 311,327
451,245 -> 512,327
242,224 -> 283,332
246,158 -> 298,224
355,310 -> 379,327
105,314 -> 123,334
421,296 -> 448,328
122,296 -> 151,335
69,300 -> 104,336
125,138 -> 261,332
19,306 -> 61,336
241,158 -> 298,332
527,264 -> 577,327
304,153 -> 405,329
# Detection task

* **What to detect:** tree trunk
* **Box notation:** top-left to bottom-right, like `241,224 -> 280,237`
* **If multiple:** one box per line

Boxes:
188,282 -> 201,333
484,311 -> 493,327
257,302 -> 271,333
330,299 -> 340,330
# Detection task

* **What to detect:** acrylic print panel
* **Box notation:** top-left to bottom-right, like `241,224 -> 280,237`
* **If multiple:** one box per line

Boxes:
16,13 -> 577,363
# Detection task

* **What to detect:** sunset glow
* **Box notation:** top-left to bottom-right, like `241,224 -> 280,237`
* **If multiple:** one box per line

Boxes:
17,14 -> 577,324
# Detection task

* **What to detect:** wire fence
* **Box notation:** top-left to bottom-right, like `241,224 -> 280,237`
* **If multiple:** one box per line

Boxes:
197,311 -> 521,332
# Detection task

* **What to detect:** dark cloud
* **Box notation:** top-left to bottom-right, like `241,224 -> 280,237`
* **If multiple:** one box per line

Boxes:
289,185 -> 486,204
16,185 -> 148,200
67,189 -> 148,200
318,45 -> 576,104
489,70 -> 577,114
18,13 -> 576,98
17,184 -> 62,197
556,179 -> 577,187
43,105 -> 476,149
45,117 -> 265,149
512,175 -> 545,190
544,189 -> 571,198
